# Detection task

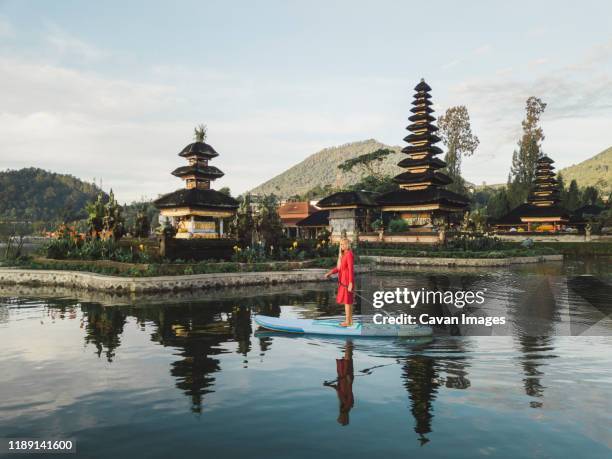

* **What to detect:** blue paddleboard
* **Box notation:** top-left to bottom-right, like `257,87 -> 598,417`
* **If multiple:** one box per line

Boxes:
254,315 -> 432,337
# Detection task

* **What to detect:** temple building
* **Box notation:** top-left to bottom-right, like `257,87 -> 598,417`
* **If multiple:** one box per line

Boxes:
377,80 -> 470,231
154,128 -> 238,238
277,201 -> 319,238
316,191 -> 379,242
494,155 -> 569,232
296,209 -> 330,239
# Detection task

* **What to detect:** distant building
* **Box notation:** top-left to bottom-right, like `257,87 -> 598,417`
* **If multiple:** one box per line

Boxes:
494,155 -> 569,232
278,201 -> 319,238
296,209 -> 330,239
316,191 -> 379,242
377,80 -> 470,230
154,133 -> 238,238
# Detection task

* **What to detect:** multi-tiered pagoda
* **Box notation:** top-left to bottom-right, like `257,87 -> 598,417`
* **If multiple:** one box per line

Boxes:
495,155 -> 569,232
154,127 -> 238,238
529,156 -> 560,207
377,79 -> 470,230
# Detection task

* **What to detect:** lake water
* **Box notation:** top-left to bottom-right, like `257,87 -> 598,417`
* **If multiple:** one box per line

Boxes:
1,257 -> 611,458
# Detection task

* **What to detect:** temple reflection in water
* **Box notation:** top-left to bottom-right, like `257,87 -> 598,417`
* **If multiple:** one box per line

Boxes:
3,265 -> 594,446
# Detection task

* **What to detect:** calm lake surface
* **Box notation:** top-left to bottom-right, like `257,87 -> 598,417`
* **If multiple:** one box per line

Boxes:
1,257 -> 611,458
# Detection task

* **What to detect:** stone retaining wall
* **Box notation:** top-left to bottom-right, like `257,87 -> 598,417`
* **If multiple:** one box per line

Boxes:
366,254 -> 563,267
0,254 -> 563,292
0,268 -> 332,293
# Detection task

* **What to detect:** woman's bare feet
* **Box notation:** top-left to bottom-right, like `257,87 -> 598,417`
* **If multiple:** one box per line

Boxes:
339,322 -> 353,327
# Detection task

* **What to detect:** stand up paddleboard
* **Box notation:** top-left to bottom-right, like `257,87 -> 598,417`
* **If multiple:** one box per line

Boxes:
254,315 -> 432,337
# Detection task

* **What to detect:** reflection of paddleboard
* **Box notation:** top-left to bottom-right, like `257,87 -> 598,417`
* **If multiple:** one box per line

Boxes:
254,315 -> 432,337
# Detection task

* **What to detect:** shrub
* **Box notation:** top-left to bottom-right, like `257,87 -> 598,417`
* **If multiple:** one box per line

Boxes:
388,219 -> 409,233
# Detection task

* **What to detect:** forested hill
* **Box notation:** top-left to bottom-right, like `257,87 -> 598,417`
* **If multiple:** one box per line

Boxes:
249,139 -> 402,198
559,146 -> 612,193
0,168 -> 105,222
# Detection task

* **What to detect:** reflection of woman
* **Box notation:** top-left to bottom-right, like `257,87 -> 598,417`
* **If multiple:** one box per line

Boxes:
325,341 -> 355,426
324,237 -> 355,327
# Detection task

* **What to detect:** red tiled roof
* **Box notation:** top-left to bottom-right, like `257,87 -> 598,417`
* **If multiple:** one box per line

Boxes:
278,201 -> 318,222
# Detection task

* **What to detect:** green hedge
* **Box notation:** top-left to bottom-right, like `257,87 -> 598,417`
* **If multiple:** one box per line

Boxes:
4,256 -> 339,277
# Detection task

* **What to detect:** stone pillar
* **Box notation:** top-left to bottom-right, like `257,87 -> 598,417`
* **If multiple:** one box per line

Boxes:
220,219 -> 224,237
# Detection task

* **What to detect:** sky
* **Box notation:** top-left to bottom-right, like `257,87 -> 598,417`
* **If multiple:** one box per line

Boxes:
0,0 -> 611,203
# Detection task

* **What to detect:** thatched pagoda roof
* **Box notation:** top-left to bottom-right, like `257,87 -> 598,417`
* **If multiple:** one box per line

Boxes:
178,141 -> 219,159
171,165 -> 225,179
397,157 -> 446,169
317,191 -> 379,208
154,188 -> 238,210
377,188 -> 470,208
494,203 -> 570,225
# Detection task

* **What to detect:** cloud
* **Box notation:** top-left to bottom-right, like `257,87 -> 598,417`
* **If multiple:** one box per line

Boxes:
0,15 -> 14,38
0,19 -> 610,200
448,42 -> 612,184
442,59 -> 461,70
44,24 -> 109,61
565,38 -> 612,71
0,56 -> 179,119
473,44 -> 493,55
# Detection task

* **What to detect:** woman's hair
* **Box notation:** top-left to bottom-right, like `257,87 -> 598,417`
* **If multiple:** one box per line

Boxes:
337,237 -> 351,268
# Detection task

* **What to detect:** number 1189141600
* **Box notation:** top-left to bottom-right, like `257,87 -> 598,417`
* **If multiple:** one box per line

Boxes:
2,439 -> 75,454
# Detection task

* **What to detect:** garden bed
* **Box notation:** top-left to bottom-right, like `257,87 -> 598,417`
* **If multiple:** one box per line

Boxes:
2,256 -> 340,277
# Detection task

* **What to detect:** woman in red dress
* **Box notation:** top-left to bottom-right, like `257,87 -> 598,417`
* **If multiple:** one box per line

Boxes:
325,237 -> 355,326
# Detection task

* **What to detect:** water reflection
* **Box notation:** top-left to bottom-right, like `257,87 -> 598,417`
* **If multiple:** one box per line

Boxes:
401,354 -> 439,445
399,339 -> 472,445
82,304 -> 127,362
0,256 -> 610,454
324,341 -> 355,426
517,335 -> 556,408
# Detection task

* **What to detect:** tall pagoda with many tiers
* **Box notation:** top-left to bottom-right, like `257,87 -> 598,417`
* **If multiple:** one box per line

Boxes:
494,155 -> 569,231
377,79 -> 470,229
529,155 -> 560,207
154,126 -> 238,238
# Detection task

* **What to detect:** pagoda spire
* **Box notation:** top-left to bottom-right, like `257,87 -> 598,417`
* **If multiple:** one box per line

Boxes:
528,155 -> 560,207
376,80 -> 470,231
394,79 -> 450,190
172,126 -> 224,190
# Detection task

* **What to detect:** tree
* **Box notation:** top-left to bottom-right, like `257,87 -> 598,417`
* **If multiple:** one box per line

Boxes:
566,180 -> 581,211
581,186 -> 600,206
508,97 -> 547,207
437,106 -> 479,193
86,193 -> 106,236
255,194 -> 283,250
132,208 -> 151,238
218,187 -> 231,196
486,188 -> 512,219
233,194 -> 255,247
557,173 -> 567,205
103,190 -> 125,240
338,148 -> 394,180
348,175 -> 398,194
86,190 -> 125,240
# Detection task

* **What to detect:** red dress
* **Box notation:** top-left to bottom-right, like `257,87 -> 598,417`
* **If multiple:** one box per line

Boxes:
331,250 -> 355,305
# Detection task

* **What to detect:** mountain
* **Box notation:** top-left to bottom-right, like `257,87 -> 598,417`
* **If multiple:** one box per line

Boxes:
558,146 -> 612,193
0,167 -> 105,222
249,139 -> 403,198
